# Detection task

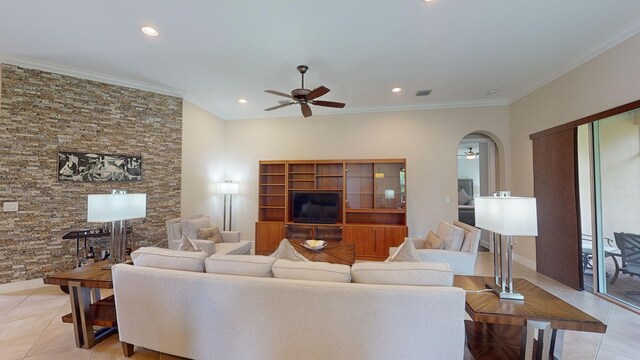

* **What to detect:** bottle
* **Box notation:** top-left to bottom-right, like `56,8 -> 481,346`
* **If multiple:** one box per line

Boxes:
87,246 -> 96,263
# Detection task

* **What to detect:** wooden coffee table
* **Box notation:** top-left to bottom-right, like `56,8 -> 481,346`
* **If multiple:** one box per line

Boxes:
44,259 -> 120,348
289,240 -> 356,265
454,275 -> 606,360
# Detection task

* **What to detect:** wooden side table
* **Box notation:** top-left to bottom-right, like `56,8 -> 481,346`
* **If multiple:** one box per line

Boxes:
454,276 -> 606,360
44,259 -> 119,348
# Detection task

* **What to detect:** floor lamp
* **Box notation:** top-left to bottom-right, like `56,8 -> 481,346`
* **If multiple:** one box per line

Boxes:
219,181 -> 239,231
475,192 -> 538,300
87,190 -> 146,268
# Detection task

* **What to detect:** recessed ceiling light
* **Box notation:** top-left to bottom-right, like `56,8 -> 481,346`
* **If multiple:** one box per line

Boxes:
392,87 -> 402,93
238,98 -> 247,104
487,89 -> 498,95
141,26 -> 158,37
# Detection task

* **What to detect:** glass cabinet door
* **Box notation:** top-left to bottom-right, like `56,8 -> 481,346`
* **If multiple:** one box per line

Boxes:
345,163 -> 373,209
374,163 -> 405,209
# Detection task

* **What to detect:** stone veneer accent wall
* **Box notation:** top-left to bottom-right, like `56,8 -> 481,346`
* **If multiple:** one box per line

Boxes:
0,64 -> 182,284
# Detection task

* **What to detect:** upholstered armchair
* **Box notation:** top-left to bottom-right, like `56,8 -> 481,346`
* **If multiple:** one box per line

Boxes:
389,220 -> 481,275
166,215 -> 251,255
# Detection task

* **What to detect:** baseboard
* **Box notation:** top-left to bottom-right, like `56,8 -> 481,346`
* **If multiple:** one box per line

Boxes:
513,253 -> 536,270
0,278 -> 44,294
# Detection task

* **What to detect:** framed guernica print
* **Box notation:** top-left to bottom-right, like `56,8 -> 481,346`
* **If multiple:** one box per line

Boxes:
58,152 -> 142,182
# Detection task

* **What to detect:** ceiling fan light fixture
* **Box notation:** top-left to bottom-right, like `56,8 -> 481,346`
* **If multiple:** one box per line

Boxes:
141,26 -> 158,37
238,98 -> 247,104
392,87 -> 402,93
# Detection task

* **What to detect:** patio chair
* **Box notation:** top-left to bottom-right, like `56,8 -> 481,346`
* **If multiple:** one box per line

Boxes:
612,232 -> 640,296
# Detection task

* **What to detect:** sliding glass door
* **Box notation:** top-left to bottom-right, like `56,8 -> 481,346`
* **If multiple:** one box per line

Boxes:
581,109 -> 640,309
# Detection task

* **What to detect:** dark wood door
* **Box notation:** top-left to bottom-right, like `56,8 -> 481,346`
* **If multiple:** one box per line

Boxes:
343,225 -> 375,257
374,226 -> 407,257
532,128 -> 583,290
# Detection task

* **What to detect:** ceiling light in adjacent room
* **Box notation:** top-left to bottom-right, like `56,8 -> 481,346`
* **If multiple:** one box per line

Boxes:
141,26 -> 158,36
392,87 -> 402,93
238,98 -> 247,104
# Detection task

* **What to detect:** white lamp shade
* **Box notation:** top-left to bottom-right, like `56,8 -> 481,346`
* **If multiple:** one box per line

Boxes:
219,182 -> 239,195
87,193 -> 147,222
475,196 -> 538,236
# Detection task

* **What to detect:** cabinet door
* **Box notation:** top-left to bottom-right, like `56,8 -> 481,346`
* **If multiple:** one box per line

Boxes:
374,226 -> 408,257
315,226 -> 343,241
343,225 -> 375,257
373,163 -> 406,210
285,224 -> 314,241
255,222 -> 285,254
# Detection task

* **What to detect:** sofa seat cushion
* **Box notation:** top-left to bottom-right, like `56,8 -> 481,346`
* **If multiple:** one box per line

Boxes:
131,247 -> 208,272
351,262 -> 453,286
272,259 -> 351,283
205,255 -> 275,277
215,241 -> 252,255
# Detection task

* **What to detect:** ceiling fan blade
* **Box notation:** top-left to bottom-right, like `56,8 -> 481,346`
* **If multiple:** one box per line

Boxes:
265,102 -> 295,111
265,90 -> 293,98
301,104 -> 312,118
306,86 -> 330,100
311,100 -> 346,108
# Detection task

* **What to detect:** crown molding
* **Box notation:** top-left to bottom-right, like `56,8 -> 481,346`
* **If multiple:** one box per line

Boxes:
0,54 -> 185,98
508,18 -> 640,104
223,98 -> 509,121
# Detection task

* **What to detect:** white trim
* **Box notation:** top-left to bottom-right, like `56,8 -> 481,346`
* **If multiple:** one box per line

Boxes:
223,99 -> 509,121
513,253 -> 537,271
0,54 -> 185,98
0,278 -> 45,294
509,18 -> 640,104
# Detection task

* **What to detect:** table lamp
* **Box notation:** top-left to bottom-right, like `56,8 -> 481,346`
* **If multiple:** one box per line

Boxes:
475,191 -> 538,300
87,190 -> 146,268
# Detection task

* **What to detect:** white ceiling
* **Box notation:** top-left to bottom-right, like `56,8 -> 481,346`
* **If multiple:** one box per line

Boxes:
1,1 -> 640,120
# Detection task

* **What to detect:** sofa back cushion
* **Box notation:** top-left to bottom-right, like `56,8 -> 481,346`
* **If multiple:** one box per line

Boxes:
436,222 -> 465,251
205,255 -> 276,277
272,259 -> 351,283
180,216 -> 212,239
351,262 -> 453,286
453,220 -> 482,254
131,247 -> 208,272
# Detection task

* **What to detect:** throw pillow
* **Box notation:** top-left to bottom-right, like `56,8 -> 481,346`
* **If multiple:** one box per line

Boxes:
198,226 -> 223,243
178,233 -> 202,252
425,231 -> 445,249
270,239 -> 310,261
435,222 -> 465,251
458,188 -> 473,205
386,238 -> 421,262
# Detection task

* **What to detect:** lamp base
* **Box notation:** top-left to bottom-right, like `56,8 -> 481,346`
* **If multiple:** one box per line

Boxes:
485,282 -> 525,300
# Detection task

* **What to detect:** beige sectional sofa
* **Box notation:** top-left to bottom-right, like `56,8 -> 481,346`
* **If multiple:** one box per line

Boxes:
166,215 -> 252,255
112,248 -> 467,360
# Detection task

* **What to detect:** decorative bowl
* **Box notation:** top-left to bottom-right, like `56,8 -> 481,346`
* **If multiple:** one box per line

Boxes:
302,239 -> 327,250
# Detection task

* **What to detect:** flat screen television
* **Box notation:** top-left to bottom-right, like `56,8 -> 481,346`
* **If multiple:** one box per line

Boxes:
292,192 -> 339,224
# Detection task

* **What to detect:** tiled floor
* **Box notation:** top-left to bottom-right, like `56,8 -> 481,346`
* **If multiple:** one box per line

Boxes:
1,252 -> 639,359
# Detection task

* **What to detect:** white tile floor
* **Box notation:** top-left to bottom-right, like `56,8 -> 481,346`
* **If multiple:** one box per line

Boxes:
0,252 -> 638,359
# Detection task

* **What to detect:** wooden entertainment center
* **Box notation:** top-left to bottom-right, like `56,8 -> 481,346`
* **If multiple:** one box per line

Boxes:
255,159 -> 407,260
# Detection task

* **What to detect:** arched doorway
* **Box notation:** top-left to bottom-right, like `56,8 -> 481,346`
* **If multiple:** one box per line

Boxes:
457,132 -> 498,249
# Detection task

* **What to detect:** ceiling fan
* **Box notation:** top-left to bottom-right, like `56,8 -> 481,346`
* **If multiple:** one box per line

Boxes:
458,147 -> 479,159
264,65 -> 346,118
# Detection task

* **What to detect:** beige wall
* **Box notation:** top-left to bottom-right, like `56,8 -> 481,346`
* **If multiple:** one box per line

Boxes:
181,101 -> 227,222
221,106 -> 510,243
509,32 -> 640,263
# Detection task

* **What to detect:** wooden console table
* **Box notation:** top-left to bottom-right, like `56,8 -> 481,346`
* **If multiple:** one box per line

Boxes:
454,276 -> 606,359
44,259 -> 119,348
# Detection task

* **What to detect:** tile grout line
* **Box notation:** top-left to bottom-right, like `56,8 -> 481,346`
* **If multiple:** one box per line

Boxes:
593,300 -> 615,359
